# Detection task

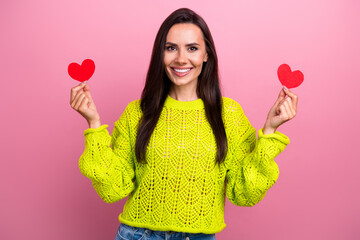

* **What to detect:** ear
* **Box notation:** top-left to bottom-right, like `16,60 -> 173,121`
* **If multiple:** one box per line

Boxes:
204,53 -> 208,62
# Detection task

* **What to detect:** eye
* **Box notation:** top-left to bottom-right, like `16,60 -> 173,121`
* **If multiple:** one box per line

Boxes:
166,46 -> 176,51
189,46 -> 198,51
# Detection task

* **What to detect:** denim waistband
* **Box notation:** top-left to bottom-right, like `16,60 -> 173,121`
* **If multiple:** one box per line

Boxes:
120,223 -> 215,238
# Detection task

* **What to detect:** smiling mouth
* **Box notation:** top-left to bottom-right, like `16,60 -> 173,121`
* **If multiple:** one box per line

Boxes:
170,67 -> 193,77
172,68 -> 192,73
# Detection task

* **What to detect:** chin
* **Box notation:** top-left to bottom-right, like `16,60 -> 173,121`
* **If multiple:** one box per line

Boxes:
170,78 -> 195,87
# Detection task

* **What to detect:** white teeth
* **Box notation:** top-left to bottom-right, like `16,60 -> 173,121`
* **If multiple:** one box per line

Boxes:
173,68 -> 191,73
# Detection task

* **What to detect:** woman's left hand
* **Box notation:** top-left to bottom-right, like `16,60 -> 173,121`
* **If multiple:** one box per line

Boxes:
263,87 -> 298,134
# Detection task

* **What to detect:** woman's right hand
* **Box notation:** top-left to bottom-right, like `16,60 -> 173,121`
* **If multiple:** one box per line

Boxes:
70,82 -> 101,128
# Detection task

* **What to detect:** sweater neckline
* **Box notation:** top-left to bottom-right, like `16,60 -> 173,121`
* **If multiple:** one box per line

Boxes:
164,95 -> 204,109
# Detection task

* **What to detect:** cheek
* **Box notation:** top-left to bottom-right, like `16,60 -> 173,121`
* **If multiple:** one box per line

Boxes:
193,59 -> 204,69
163,55 -> 170,66
192,53 -> 206,66
163,52 -> 173,66
164,51 -> 178,64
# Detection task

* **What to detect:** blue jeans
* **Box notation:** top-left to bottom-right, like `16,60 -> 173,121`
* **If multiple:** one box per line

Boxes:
114,223 -> 216,240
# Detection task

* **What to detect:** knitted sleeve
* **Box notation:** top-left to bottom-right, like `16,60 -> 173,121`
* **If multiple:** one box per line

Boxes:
78,103 -> 136,203
224,99 -> 290,207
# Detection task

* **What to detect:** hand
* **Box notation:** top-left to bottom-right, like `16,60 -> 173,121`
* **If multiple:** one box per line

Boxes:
263,87 -> 298,134
70,82 -> 101,126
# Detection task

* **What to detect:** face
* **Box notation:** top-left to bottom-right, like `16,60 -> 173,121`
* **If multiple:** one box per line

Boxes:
164,23 -> 208,90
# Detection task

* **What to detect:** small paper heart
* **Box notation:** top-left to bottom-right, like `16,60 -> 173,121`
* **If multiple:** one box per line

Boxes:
277,64 -> 304,89
68,59 -> 95,82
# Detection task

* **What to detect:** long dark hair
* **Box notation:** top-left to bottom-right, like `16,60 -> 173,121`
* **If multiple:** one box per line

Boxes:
135,8 -> 227,166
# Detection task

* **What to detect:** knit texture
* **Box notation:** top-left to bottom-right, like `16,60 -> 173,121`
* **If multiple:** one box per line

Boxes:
79,95 -> 290,234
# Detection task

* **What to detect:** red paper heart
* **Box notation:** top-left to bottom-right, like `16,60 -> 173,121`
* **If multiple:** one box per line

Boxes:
277,64 -> 304,89
68,59 -> 95,82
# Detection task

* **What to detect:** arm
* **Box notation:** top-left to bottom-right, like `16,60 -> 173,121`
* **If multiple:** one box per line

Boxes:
78,103 -> 136,203
225,101 -> 290,207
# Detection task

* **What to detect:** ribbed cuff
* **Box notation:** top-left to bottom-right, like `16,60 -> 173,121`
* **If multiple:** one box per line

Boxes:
258,128 -> 290,145
83,124 -> 109,136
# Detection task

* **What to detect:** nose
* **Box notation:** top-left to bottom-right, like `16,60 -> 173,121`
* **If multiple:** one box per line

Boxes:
175,49 -> 187,64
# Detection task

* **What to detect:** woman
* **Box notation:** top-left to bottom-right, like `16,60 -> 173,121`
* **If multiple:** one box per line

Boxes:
70,8 -> 298,240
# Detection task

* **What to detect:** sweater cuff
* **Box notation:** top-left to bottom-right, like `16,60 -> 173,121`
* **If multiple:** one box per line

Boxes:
83,124 -> 109,136
258,128 -> 290,145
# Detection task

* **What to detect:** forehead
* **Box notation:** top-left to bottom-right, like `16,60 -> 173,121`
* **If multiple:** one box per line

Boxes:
166,23 -> 204,43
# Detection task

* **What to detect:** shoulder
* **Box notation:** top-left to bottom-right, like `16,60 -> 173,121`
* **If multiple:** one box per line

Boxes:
123,99 -> 142,114
114,99 -> 142,131
126,99 -> 141,108
116,99 -> 142,123
221,96 -> 245,115
221,97 -> 256,139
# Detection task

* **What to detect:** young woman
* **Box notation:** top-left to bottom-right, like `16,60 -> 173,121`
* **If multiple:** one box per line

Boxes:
70,8 -> 298,240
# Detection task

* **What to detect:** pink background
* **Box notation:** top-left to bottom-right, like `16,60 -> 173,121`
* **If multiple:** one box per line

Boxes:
1,0 -> 359,239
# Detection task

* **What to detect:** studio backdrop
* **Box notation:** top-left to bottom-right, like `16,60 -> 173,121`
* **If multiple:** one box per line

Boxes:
1,0 -> 359,239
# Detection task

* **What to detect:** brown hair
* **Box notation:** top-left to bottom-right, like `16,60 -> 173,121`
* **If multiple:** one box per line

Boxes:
135,8 -> 227,165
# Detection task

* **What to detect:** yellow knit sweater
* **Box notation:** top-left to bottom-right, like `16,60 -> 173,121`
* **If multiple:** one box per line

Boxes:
79,95 -> 290,234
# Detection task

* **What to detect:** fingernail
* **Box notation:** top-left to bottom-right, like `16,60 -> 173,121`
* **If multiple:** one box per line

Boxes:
283,86 -> 288,91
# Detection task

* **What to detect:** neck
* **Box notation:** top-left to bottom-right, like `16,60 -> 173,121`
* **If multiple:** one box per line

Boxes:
169,84 -> 199,102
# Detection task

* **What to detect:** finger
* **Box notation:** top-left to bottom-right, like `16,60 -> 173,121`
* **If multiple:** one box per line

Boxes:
83,83 -> 90,92
274,88 -> 286,106
79,96 -> 89,112
279,104 -> 290,122
275,97 -> 286,115
286,98 -> 297,116
80,83 -> 94,101
279,104 -> 287,120
75,89 -> 86,104
70,83 -> 87,103
71,91 -> 81,108
276,106 -> 281,115
74,92 -> 86,109
75,94 -> 86,111
83,95 -> 93,108
70,84 -> 86,107
83,86 -> 94,101
283,100 -> 294,120
285,92 -> 298,112
276,97 -> 287,110
71,91 -> 83,109
284,88 -> 298,109
278,87 -> 287,100
276,99 -> 285,115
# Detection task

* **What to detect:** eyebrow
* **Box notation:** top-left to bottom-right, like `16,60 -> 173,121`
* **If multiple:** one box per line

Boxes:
165,42 -> 200,46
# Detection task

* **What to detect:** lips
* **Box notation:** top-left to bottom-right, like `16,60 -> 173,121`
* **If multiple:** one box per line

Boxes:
170,67 -> 193,77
